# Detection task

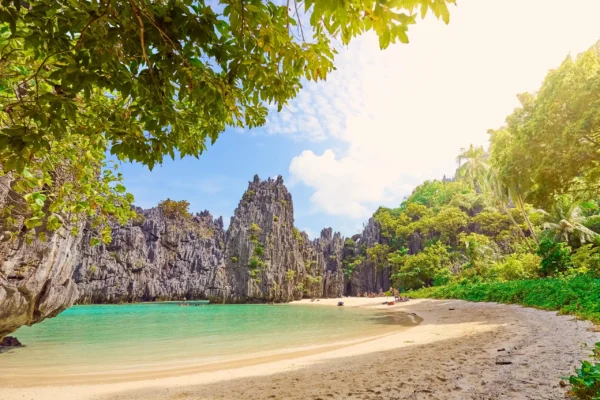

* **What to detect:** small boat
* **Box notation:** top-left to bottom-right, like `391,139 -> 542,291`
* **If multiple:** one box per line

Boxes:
337,301 -> 344,306
387,301 -> 395,306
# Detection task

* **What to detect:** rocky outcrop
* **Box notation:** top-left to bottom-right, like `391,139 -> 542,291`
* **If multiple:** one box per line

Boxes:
73,208 -> 227,303
0,173 -> 82,340
346,217 -> 392,295
1,172 -> 386,337
73,175 -> 346,304
0,336 -> 23,347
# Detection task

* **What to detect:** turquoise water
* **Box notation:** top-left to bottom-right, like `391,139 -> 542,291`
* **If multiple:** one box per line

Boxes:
0,303 -> 419,383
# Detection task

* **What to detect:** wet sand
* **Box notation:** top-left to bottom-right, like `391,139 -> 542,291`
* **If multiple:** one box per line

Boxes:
1,298 -> 598,399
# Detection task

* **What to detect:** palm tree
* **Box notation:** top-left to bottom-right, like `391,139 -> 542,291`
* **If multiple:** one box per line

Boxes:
456,145 -> 489,193
541,196 -> 599,247
487,172 -> 534,252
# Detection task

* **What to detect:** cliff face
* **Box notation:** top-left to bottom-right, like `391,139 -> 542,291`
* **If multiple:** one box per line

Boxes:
73,208 -> 227,303
73,175 -> 346,304
0,174 -> 82,340
346,217 -> 392,295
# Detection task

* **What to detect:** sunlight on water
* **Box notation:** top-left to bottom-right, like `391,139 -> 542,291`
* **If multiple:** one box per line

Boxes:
1,303 -> 420,379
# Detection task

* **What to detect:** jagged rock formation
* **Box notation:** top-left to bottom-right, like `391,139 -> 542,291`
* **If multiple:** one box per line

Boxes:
1,173 -> 388,337
73,208 -> 227,303
0,174 -> 82,340
346,217 -> 392,295
74,175 -> 345,304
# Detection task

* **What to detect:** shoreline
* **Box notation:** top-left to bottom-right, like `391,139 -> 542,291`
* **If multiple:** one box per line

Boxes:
2,297 -> 598,399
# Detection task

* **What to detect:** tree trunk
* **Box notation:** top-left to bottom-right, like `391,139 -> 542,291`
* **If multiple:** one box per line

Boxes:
501,204 -> 534,252
515,192 -> 539,244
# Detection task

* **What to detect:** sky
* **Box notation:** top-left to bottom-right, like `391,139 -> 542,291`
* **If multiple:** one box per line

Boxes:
116,0 -> 600,239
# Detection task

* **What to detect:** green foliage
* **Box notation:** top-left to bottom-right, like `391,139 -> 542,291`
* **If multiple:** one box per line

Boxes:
344,238 -> 356,247
390,242 -> 451,290
273,215 -> 279,222
456,144 -> 489,192
285,270 -> 296,281
158,199 -> 191,219
541,195 -> 599,247
537,239 -> 572,277
250,223 -> 261,234
231,256 -> 239,263
432,206 -> 469,244
570,244 -> 600,278
254,245 -> 264,257
569,359 -> 600,400
248,257 -> 264,270
0,0 -> 453,170
343,255 -> 363,278
293,227 -> 304,244
0,0 -> 453,245
459,232 -> 497,276
409,275 -> 600,323
488,41 -> 600,208
488,253 -> 541,281
366,243 -> 390,270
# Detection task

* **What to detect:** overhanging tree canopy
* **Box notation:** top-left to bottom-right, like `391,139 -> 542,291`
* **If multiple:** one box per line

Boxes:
0,0 -> 455,242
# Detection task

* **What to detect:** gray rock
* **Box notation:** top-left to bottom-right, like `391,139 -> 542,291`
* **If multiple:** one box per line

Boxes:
0,173 -> 83,340
74,175 -> 346,304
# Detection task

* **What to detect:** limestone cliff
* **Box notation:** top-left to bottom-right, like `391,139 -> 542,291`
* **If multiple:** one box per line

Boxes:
73,175 -> 345,304
346,217 -> 392,295
73,208 -> 227,303
0,174 -> 82,340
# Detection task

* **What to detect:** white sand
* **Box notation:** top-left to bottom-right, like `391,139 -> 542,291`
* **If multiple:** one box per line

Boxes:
1,298 -> 598,400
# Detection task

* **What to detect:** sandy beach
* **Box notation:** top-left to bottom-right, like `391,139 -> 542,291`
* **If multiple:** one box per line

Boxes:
1,297 -> 599,400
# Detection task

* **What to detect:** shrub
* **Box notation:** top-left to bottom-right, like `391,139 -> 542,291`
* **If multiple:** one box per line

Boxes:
158,199 -> 191,219
231,256 -> 239,263
344,238 -> 356,247
489,253 -> 541,282
132,212 -> 146,226
571,244 -> 600,278
250,223 -> 261,234
537,239 -> 572,277
249,257 -> 264,269
409,275 -> 600,323
285,270 -> 296,281
254,245 -> 264,256
243,190 -> 256,201
568,343 -> 600,399
293,227 -> 303,244
273,215 -> 279,222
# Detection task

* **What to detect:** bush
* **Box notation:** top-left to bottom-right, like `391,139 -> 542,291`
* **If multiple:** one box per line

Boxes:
568,343 -> 600,399
231,256 -> 238,263
249,257 -> 264,269
158,199 -> 191,219
409,275 -> 600,323
285,270 -> 296,281
293,227 -> 303,244
571,245 -> 600,278
488,253 -> 541,281
537,239 -> 572,277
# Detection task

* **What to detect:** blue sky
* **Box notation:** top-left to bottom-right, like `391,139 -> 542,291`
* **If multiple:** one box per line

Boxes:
116,0 -> 600,238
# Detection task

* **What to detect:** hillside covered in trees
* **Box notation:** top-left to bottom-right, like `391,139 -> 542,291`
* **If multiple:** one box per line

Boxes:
360,40 -> 600,297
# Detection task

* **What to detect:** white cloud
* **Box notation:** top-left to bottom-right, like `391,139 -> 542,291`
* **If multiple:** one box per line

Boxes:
282,0 -> 600,219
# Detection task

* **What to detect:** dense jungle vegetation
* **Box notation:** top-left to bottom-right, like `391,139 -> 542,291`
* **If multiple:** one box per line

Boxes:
368,40 -> 600,297
362,41 -> 600,398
